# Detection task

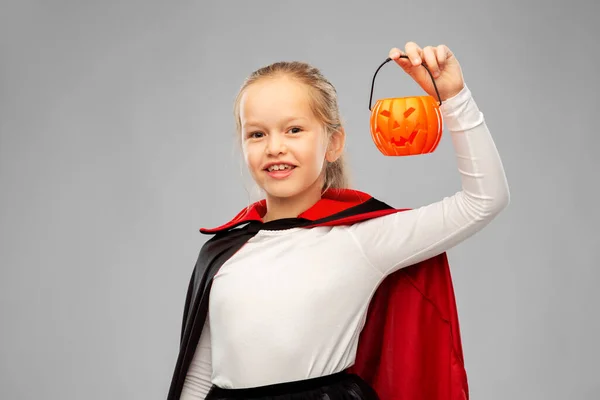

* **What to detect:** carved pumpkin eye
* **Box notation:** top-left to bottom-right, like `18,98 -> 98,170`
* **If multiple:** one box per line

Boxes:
370,96 -> 443,156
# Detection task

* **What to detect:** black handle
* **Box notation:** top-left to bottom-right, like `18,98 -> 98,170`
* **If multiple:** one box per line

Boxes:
369,55 -> 443,111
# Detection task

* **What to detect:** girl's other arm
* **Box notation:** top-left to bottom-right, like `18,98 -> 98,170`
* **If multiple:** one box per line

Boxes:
180,319 -> 213,399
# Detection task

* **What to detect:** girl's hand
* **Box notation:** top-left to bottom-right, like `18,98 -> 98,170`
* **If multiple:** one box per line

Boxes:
389,42 -> 465,102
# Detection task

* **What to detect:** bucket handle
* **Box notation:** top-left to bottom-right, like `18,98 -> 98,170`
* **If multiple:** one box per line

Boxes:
369,56 -> 443,111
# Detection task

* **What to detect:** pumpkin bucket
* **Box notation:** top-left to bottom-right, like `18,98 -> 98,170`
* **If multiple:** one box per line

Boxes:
369,56 -> 444,156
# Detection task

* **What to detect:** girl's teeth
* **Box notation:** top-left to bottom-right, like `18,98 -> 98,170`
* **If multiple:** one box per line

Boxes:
269,164 -> 292,171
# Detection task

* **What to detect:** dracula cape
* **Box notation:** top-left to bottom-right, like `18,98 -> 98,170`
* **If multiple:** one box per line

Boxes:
167,189 -> 469,400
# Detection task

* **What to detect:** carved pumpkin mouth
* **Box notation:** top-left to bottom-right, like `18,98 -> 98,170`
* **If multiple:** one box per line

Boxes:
390,129 -> 419,147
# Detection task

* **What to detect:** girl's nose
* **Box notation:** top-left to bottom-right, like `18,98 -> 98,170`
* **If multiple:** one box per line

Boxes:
265,133 -> 287,155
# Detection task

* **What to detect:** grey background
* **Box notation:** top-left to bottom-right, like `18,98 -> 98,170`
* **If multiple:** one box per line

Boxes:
1,0 -> 598,399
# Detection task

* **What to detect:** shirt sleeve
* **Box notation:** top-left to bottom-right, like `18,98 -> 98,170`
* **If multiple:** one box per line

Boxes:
347,84 -> 510,277
180,318 -> 213,400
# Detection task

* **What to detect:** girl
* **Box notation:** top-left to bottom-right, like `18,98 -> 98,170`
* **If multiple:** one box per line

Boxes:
168,42 -> 510,400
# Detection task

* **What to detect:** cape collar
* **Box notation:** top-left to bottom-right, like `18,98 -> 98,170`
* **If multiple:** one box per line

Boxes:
200,189 -> 374,234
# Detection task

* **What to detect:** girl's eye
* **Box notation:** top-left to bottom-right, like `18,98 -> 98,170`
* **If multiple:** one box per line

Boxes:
248,131 -> 264,139
288,127 -> 302,134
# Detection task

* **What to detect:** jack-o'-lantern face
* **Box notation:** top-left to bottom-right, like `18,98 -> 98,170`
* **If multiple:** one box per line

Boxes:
370,95 -> 443,156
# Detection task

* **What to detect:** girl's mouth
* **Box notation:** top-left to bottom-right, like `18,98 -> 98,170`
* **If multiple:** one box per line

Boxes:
265,164 -> 296,179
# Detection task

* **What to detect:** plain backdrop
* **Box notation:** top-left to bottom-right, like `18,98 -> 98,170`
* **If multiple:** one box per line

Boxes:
1,1 -> 598,399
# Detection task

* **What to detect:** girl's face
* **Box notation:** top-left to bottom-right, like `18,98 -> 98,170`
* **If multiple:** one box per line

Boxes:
239,76 -> 340,203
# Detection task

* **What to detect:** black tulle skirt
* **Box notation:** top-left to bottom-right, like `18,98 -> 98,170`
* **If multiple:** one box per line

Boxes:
204,371 -> 379,400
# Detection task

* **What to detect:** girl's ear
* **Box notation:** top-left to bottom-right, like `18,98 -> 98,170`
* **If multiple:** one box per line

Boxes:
326,127 -> 345,163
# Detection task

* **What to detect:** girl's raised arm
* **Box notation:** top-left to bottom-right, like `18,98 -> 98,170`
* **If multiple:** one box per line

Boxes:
347,83 -> 510,276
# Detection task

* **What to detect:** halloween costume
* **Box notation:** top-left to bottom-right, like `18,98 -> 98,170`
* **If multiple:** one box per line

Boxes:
167,85 -> 510,400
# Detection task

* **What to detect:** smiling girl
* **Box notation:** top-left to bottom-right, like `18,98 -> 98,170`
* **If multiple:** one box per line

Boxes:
238,68 -> 347,221
168,42 -> 510,400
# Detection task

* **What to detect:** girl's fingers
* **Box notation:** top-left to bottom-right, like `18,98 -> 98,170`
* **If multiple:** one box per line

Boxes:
422,46 -> 439,77
389,47 -> 402,60
389,47 -> 412,71
386,43 -> 463,100
404,41 -> 423,66
436,44 -> 449,69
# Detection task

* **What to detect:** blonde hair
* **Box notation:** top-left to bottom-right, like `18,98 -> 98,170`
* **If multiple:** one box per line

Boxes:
233,61 -> 350,193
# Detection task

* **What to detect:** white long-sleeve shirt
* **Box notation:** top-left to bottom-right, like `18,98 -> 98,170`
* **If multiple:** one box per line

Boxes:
180,84 -> 510,399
